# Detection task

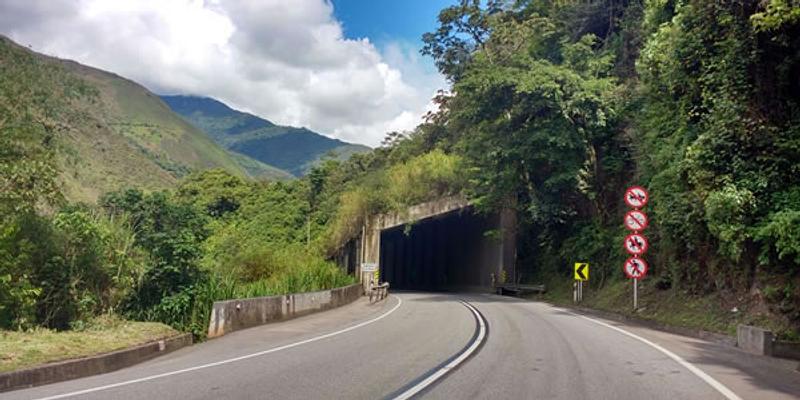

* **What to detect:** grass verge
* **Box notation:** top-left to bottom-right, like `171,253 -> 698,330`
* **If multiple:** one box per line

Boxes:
0,315 -> 177,373
534,276 -> 798,340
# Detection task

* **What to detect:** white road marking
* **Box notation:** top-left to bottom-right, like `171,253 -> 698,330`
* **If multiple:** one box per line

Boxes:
569,311 -> 743,400
31,296 -> 404,400
391,300 -> 487,400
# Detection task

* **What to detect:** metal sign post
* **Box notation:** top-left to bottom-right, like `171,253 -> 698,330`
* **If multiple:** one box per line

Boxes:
623,186 -> 649,311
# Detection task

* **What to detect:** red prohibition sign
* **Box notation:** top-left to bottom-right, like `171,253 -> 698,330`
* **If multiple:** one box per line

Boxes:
624,233 -> 649,255
624,257 -> 649,279
624,210 -> 649,231
625,186 -> 649,209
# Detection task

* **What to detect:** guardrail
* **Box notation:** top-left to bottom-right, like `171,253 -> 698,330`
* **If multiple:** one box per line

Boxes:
496,283 -> 546,296
369,282 -> 390,303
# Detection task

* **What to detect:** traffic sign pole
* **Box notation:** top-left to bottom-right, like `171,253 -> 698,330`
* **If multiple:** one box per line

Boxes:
623,185 -> 649,311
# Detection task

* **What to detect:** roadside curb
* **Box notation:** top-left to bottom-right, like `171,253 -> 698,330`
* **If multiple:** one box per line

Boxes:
0,333 -> 193,393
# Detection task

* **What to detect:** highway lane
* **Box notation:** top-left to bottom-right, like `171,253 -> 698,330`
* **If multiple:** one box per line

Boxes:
425,294 -> 800,400
4,292 -> 799,400
4,293 -> 475,400
425,295 -> 725,399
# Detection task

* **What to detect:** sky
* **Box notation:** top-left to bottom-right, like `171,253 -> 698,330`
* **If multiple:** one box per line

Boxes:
0,0 -> 456,147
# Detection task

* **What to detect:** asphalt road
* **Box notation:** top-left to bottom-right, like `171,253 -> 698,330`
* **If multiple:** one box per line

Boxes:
3,292 -> 799,400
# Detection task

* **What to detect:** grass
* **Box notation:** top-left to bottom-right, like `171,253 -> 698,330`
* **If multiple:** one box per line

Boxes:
0,315 -> 177,373
535,275 -> 797,338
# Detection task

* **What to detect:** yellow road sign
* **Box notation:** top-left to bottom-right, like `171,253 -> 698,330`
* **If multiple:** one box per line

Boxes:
574,263 -> 589,281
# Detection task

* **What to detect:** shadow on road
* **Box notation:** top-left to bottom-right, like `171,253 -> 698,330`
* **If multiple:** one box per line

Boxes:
397,290 -> 531,304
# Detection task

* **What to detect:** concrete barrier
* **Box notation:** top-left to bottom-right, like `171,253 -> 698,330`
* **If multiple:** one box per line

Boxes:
207,284 -> 363,338
737,325 -> 774,356
0,333 -> 192,393
773,340 -> 800,360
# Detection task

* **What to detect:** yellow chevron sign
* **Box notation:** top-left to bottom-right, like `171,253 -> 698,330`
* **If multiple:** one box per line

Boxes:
574,263 -> 589,281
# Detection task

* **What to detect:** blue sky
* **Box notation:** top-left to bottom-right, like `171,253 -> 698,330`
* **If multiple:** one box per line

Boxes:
332,0 -> 455,47
331,0 -> 455,95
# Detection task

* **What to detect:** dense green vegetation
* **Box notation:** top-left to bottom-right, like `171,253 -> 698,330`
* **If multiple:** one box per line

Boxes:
2,0 -> 799,346
161,95 -> 370,177
410,0 -> 799,334
0,38 -> 360,341
0,35 -> 422,343
0,167 -> 354,338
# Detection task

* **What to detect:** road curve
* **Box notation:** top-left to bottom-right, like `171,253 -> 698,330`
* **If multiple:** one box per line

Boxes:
3,292 -> 799,400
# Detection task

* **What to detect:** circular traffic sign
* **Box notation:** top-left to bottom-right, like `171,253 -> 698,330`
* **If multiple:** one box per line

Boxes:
623,257 -> 648,279
624,210 -> 649,231
624,234 -> 649,255
625,186 -> 649,209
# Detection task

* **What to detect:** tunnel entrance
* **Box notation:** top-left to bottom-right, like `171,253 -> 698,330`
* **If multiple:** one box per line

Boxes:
378,207 -> 502,291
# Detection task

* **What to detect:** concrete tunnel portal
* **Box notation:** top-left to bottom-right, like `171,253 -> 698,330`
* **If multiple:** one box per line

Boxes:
380,208 -> 500,290
355,197 -> 516,292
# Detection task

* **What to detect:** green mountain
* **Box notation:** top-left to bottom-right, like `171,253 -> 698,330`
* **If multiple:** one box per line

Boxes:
160,95 -> 371,176
0,36 -> 280,202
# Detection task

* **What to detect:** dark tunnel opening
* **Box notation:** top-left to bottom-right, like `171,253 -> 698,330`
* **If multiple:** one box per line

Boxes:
378,207 -> 502,291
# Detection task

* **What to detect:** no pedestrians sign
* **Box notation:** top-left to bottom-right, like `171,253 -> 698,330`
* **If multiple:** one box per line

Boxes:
623,257 -> 648,279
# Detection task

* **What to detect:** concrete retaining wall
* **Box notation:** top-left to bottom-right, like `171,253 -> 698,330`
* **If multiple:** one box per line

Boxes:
736,324 -> 800,361
773,340 -> 800,361
207,284 -> 363,338
0,333 -> 192,393
737,325 -> 774,356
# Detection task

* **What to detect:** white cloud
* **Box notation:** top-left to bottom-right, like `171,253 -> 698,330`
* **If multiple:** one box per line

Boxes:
0,0 -> 446,147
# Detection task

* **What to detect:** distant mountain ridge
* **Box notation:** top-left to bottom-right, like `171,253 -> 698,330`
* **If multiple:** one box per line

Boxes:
160,95 -> 370,176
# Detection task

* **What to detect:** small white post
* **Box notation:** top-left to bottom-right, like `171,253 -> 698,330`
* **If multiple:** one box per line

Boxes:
573,281 -> 578,303
633,278 -> 638,310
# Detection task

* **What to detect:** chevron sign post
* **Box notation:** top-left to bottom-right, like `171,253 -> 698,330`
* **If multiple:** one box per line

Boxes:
573,262 -> 589,303
623,186 -> 649,310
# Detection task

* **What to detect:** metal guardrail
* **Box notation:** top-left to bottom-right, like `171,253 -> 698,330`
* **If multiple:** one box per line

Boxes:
496,283 -> 546,296
369,282 -> 390,303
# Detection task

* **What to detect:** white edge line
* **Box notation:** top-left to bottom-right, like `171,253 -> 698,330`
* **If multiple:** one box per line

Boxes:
565,310 -> 743,400
32,295 -> 404,400
391,300 -> 487,400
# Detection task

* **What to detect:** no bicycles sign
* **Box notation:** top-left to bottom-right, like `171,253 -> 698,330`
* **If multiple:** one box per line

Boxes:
624,210 -> 648,231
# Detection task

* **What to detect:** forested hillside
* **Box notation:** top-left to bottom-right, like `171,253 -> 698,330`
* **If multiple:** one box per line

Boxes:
0,37 -> 354,338
414,0 -> 799,334
0,36 -> 256,203
316,0 -> 800,335
161,95 -> 370,176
